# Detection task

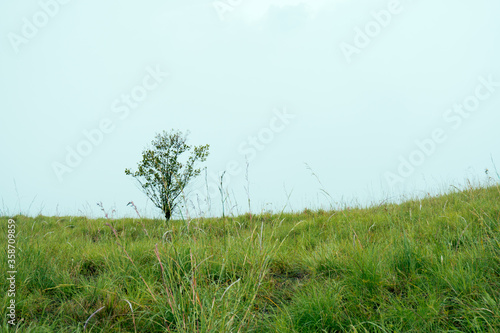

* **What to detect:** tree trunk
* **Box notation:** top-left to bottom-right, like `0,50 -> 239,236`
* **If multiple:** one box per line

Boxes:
164,209 -> 171,221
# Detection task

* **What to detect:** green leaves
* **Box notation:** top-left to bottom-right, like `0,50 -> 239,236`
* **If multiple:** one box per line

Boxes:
125,129 -> 209,220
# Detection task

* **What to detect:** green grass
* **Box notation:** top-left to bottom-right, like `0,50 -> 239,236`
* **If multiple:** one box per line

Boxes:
2,183 -> 500,332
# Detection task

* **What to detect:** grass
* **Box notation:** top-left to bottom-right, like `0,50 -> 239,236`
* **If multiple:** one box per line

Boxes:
1,182 -> 500,332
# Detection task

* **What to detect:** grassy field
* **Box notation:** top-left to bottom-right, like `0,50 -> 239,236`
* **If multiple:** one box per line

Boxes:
1,183 -> 500,332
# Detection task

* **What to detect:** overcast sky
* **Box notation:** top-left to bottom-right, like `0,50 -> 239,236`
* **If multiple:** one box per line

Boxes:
1,0 -> 499,219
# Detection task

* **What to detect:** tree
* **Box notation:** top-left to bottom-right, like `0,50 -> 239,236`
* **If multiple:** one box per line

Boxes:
125,130 -> 209,221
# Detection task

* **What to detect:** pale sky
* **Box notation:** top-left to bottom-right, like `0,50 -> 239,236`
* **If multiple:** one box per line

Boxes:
1,0 -> 500,219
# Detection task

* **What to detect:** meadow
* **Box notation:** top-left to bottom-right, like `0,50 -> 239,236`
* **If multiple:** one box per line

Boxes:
1,183 -> 500,332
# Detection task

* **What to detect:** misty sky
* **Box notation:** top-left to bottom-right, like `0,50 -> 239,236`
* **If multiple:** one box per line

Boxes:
1,0 -> 500,219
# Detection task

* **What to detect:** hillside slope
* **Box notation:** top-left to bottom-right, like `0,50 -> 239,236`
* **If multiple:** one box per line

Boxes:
1,184 -> 500,332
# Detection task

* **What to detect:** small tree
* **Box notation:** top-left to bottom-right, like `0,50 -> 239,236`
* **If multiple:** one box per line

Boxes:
125,130 -> 209,221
